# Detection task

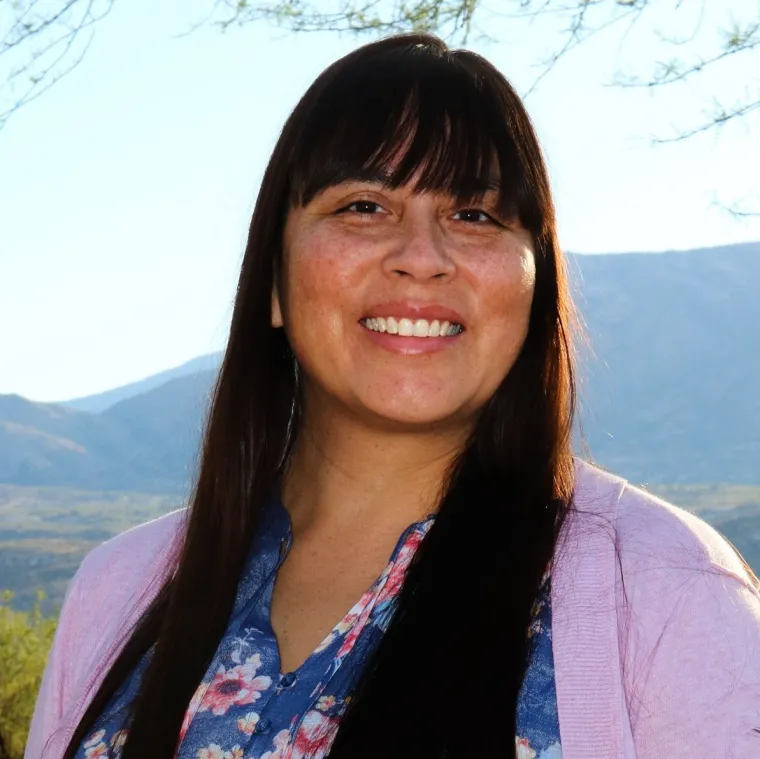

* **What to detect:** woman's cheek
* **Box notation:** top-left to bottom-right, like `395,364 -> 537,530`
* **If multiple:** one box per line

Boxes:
293,231 -> 362,294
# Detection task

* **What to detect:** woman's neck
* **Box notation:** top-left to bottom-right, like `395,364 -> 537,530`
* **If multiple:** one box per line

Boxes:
281,403 -> 469,537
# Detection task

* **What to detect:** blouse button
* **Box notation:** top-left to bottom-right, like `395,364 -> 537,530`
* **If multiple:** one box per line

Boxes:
255,717 -> 272,734
280,672 -> 297,688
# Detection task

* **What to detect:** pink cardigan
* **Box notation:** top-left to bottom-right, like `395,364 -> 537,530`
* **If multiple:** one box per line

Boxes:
25,461 -> 760,758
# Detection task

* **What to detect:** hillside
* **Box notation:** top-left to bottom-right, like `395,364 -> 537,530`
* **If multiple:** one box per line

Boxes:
571,242 -> 760,484
0,371 -> 215,492
0,484 -> 181,613
59,353 -> 221,413
0,241 -> 758,491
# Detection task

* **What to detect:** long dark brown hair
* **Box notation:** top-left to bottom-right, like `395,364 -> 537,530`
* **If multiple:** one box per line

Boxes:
63,33 -> 579,759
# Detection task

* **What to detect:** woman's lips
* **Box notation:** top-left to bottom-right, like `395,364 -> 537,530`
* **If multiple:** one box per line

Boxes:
358,320 -> 463,355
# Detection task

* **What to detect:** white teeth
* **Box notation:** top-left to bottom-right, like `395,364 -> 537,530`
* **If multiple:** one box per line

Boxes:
362,317 -> 463,337
398,318 -> 414,336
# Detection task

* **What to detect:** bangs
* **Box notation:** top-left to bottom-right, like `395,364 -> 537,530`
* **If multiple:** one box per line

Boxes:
286,42 -> 531,221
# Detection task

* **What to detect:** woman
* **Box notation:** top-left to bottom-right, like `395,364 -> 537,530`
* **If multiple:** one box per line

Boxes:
26,33 -> 760,759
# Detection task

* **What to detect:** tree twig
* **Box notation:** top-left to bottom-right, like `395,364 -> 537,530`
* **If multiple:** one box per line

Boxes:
0,0 -> 114,127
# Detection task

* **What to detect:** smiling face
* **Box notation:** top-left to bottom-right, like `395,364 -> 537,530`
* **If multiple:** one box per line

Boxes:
273,178 -> 536,433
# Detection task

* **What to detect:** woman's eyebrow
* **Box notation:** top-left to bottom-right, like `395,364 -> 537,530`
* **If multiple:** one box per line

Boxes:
313,168 -> 394,193
301,169 -> 392,204
340,169 -> 394,185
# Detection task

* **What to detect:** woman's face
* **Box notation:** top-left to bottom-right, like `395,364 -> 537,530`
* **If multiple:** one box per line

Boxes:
274,177 -> 536,431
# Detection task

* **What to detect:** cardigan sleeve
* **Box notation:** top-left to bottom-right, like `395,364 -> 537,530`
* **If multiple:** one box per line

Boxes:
619,520 -> 760,756
24,509 -> 185,759
24,563 -> 89,759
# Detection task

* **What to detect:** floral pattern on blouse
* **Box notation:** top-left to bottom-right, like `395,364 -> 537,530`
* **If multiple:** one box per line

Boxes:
76,493 -> 562,758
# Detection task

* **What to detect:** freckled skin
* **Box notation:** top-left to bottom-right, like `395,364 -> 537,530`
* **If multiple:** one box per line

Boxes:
272,182 -> 536,434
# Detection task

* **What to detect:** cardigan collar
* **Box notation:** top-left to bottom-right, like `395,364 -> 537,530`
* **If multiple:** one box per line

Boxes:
551,461 -> 629,759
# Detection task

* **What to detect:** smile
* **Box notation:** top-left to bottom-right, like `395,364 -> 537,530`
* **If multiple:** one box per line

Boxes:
359,317 -> 464,337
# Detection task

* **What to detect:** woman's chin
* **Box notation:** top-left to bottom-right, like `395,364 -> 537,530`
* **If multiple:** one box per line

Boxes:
356,395 -> 471,431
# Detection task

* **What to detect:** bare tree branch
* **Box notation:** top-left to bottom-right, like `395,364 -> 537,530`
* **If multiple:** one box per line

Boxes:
726,207 -> 760,219
521,1 -> 646,98
652,95 -> 760,143
712,192 -> 760,220
211,0 -> 479,41
614,18 -> 760,88
0,0 -> 114,127
1,0 -> 759,154
1,0 -> 81,54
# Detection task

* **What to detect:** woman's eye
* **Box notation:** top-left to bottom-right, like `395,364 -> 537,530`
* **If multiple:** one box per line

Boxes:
453,209 -> 494,223
341,200 -> 383,215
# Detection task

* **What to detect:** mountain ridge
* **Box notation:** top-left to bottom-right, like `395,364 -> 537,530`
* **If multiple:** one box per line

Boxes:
58,353 -> 222,413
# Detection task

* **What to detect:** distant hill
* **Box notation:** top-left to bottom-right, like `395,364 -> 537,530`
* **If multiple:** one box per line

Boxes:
58,353 -> 221,412
570,242 -> 759,484
0,241 -> 758,491
0,371 -> 215,492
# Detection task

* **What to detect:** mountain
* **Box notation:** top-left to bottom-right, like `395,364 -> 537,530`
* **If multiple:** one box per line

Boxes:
0,370 -> 215,493
0,241 -> 758,491
570,242 -> 759,484
58,353 -> 221,412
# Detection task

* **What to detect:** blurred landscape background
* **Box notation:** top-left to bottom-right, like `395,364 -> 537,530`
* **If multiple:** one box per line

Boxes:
1,0 -> 759,755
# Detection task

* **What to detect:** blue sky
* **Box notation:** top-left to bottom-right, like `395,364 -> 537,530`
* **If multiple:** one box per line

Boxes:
1,0 -> 759,402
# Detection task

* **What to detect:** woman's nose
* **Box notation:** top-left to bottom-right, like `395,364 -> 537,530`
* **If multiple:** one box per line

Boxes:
382,216 -> 456,281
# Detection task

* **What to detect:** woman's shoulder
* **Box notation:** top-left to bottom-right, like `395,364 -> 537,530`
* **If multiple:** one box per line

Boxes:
26,509 -> 188,751
618,482 -> 754,580
61,508 -> 187,655
572,457 -> 755,587
62,508 -> 187,652
567,461 -> 760,753
74,507 -> 187,591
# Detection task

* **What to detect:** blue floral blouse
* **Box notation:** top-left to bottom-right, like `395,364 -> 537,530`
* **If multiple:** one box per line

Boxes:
76,493 -> 562,759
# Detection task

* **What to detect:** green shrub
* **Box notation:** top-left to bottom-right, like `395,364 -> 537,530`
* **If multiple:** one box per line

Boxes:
0,591 -> 57,759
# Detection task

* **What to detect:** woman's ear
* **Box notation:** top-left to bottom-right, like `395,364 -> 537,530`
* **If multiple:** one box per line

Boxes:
271,286 -> 284,328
